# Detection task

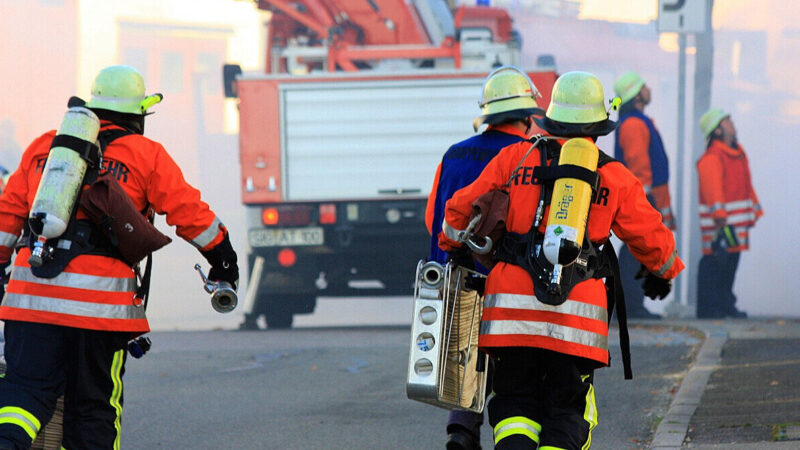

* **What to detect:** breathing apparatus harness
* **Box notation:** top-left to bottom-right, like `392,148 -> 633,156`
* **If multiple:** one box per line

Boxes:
20,124 -> 157,301
493,137 -> 633,378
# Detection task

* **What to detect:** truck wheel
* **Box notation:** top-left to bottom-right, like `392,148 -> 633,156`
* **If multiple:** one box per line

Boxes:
238,313 -> 260,331
265,309 -> 293,329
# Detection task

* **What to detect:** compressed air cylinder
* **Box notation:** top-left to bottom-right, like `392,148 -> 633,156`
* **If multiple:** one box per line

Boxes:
29,107 -> 100,239
543,138 -> 599,266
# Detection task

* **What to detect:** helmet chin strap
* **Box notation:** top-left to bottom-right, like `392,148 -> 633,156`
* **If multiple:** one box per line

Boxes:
90,108 -> 145,134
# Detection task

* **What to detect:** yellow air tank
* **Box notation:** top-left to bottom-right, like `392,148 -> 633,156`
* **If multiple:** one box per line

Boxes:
543,138 -> 599,267
28,106 -> 100,266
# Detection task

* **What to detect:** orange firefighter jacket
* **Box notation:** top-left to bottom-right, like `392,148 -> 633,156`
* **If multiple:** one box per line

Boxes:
439,139 -> 684,365
697,139 -> 762,255
615,115 -> 676,230
0,123 -> 226,333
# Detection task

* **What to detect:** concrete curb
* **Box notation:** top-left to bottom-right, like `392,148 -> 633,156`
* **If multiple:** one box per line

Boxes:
650,325 -> 728,449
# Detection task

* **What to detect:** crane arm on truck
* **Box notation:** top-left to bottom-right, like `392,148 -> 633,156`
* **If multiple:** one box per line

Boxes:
251,0 -> 518,73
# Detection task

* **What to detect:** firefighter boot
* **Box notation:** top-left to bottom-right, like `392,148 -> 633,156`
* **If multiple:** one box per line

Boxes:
446,425 -> 481,450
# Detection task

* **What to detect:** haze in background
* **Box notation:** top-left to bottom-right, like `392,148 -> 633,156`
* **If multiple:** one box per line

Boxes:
0,0 -> 796,330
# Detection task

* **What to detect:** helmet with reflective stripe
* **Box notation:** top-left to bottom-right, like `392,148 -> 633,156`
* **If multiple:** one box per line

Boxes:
699,108 -> 728,138
473,66 -> 541,131
614,71 -> 646,105
87,65 -> 161,115
534,71 -> 616,138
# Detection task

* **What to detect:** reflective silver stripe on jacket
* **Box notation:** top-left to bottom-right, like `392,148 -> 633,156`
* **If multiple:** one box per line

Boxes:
12,266 -> 136,292
191,217 -> 222,248
441,219 -> 464,242
484,294 -> 608,323
2,294 -> 146,320
480,319 -> 608,350
699,199 -> 753,214
654,249 -> 677,277
0,231 -> 18,248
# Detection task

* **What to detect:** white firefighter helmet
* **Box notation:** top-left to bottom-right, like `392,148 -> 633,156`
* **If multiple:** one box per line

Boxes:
87,65 -> 161,115
534,71 -> 617,138
473,66 -> 541,131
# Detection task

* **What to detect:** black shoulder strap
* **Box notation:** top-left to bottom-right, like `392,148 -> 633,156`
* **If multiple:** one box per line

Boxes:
98,128 -> 134,150
597,149 -> 616,168
602,243 -> 632,379
96,128 -> 154,310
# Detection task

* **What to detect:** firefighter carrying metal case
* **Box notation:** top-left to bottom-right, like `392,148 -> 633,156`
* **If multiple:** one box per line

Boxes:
406,260 -> 488,413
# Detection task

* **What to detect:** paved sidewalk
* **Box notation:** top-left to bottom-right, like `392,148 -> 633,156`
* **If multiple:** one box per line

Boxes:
650,317 -> 800,449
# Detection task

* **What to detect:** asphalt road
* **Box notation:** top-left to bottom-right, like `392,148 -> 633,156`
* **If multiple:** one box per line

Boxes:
120,323 -> 701,450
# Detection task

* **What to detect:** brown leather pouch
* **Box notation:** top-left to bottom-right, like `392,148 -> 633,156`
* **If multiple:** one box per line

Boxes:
80,172 -> 172,266
461,136 -> 546,269
467,189 -> 509,269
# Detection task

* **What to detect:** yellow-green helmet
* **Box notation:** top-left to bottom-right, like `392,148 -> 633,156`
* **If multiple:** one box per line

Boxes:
473,66 -> 541,131
614,71 -> 646,104
534,71 -> 616,138
699,108 -> 728,138
86,65 -> 161,115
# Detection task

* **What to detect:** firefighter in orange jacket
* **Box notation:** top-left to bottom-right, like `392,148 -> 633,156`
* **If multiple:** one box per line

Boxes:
439,71 -> 684,449
0,65 -> 239,449
613,71 -> 675,320
427,66 -> 543,450
696,109 -> 762,319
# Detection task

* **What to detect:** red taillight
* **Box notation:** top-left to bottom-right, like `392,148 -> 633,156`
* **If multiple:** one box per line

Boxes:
262,207 -> 279,225
262,205 -> 311,226
277,248 -> 296,267
319,203 -> 337,224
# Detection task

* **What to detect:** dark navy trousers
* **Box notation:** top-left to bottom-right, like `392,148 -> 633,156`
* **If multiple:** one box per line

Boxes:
0,321 -> 129,450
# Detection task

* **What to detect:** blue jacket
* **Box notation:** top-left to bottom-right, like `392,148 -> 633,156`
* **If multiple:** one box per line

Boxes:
426,124 -> 527,272
614,109 -> 670,188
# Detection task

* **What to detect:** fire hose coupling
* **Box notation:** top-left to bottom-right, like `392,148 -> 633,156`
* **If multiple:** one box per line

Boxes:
194,263 -> 238,313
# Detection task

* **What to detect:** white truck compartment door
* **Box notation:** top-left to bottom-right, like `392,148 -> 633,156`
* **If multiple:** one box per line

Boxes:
281,77 -> 483,201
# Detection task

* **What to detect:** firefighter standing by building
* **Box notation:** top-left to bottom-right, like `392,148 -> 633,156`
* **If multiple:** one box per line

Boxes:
0,65 -> 239,449
695,108 -> 762,319
426,66 -> 542,450
612,71 -> 676,320
439,71 -> 684,449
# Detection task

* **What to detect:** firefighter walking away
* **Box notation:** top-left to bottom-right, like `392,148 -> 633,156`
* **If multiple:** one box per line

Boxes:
0,65 -> 239,450
438,71 -> 684,449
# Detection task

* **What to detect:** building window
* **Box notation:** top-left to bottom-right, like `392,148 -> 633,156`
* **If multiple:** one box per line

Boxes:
197,52 -> 222,94
161,52 -> 184,93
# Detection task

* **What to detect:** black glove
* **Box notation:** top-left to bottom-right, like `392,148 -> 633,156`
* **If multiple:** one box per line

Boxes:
447,247 -> 475,271
635,266 -> 671,300
0,261 -> 9,301
200,234 -> 239,290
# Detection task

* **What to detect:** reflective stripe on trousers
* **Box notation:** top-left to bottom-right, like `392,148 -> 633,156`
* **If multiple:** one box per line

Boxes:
0,406 -> 41,440
109,349 -> 124,450
494,416 -> 541,446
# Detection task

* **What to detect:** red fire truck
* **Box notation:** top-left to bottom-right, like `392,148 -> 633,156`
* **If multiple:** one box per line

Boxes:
226,0 -> 557,328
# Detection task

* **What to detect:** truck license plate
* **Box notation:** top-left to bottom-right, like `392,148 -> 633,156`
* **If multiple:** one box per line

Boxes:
249,227 -> 324,247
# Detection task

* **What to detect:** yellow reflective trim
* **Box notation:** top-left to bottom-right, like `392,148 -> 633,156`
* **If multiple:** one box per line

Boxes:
495,428 -> 540,445
540,446 -> 568,450
494,416 -> 541,445
0,417 -> 37,440
581,374 -> 598,450
0,406 -> 41,440
109,349 -> 124,450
